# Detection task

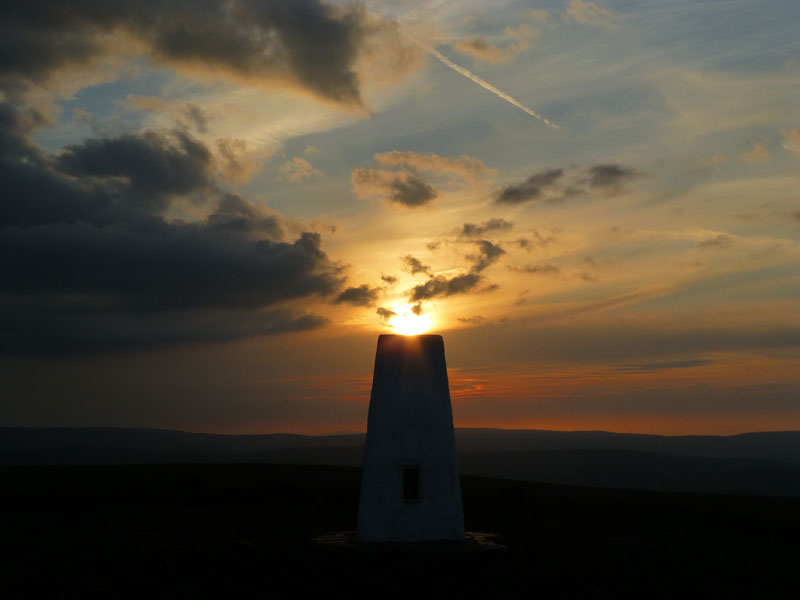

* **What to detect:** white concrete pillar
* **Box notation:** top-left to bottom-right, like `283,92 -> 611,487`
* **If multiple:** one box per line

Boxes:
357,334 -> 464,542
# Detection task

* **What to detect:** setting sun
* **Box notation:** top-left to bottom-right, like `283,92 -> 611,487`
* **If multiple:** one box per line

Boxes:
388,306 -> 432,336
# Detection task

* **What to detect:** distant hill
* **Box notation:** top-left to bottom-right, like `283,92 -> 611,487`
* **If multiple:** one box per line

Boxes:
3,426 -> 800,496
0,427 -> 364,465
455,428 -> 800,464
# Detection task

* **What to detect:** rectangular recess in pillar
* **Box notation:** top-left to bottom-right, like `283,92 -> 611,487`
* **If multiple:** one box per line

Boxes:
402,465 -> 420,501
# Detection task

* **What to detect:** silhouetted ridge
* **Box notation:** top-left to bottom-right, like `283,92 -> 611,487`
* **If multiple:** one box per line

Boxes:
3,426 -> 800,496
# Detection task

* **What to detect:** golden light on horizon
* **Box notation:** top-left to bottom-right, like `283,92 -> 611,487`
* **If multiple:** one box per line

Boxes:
388,305 -> 432,335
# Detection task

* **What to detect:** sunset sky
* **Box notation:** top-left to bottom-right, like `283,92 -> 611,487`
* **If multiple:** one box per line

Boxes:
1,0 -> 798,435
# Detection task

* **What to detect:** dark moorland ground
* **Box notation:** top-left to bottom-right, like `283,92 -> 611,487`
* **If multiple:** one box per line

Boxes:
2,464 -> 799,598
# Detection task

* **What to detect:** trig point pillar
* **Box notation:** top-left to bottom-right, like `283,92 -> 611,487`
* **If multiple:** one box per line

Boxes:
357,334 -> 464,542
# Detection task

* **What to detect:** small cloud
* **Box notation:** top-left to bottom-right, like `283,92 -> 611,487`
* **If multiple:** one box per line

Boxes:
334,284 -> 379,307
402,254 -> 432,276
453,36 -> 506,64
380,273 -> 397,284
452,25 -> 535,64
510,263 -> 560,275
617,359 -> 714,373
457,316 -> 486,325
468,240 -> 505,273
791,212 -> 800,228
586,164 -> 640,190
697,234 -> 733,249
782,128 -> 800,154
564,0 -> 613,25
410,302 -> 423,316
409,273 -> 482,301
303,145 -> 319,155
517,229 -> 559,250
741,142 -> 769,163
352,168 -> 437,207
460,218 -> 513,237
279,157 -> 323,182
376,307 -> 397,322
496,168 -> 563,204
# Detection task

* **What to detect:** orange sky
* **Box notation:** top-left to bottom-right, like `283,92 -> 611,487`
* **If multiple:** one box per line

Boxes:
0,0 -> 798,435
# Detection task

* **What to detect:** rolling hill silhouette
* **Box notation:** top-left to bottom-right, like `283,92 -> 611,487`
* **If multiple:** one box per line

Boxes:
3,427 -> 800,495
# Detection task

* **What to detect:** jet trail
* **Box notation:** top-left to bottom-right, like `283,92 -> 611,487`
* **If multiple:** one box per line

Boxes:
406,34 -> 561,130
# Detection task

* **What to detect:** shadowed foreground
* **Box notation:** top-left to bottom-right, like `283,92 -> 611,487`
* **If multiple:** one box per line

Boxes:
2,464 -> 799,597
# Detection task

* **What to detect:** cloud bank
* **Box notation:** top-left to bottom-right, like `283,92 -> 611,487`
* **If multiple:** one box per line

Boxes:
0,0 -> 419,109
0,101 -> 342,355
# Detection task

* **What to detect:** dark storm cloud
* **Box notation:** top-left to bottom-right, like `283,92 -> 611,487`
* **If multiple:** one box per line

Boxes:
468,240 -> 505,273
0,102 -> 342,354
0,111 -> 221,228
0,226 -> 339,310
409,273 -> 482,301
0,303 -> 326,356
333,284 -> 379,307
586,164 -> 641,189
205,194 -> 283,238
58,131 -> 214,210
459,218 -> 513,237
402,254 -> 432,276
496,168 -> 563,204
0,0 -> 371,107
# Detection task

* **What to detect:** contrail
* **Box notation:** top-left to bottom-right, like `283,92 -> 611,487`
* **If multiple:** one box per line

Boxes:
405,33 -> 561,130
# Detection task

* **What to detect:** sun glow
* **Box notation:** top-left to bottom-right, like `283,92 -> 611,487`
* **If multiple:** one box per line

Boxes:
389,306 -> 432,335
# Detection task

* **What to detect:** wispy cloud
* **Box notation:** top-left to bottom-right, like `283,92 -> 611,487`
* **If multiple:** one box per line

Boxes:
741,142 -> 769,163
616,359 -> 715,373
783,128 -> 800,154
279,157 -> 323,182
374,150 -> 492,182
564,0 -> 613,25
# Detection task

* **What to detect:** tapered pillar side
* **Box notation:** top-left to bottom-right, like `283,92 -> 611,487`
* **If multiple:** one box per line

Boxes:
357,334 -> 464,542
